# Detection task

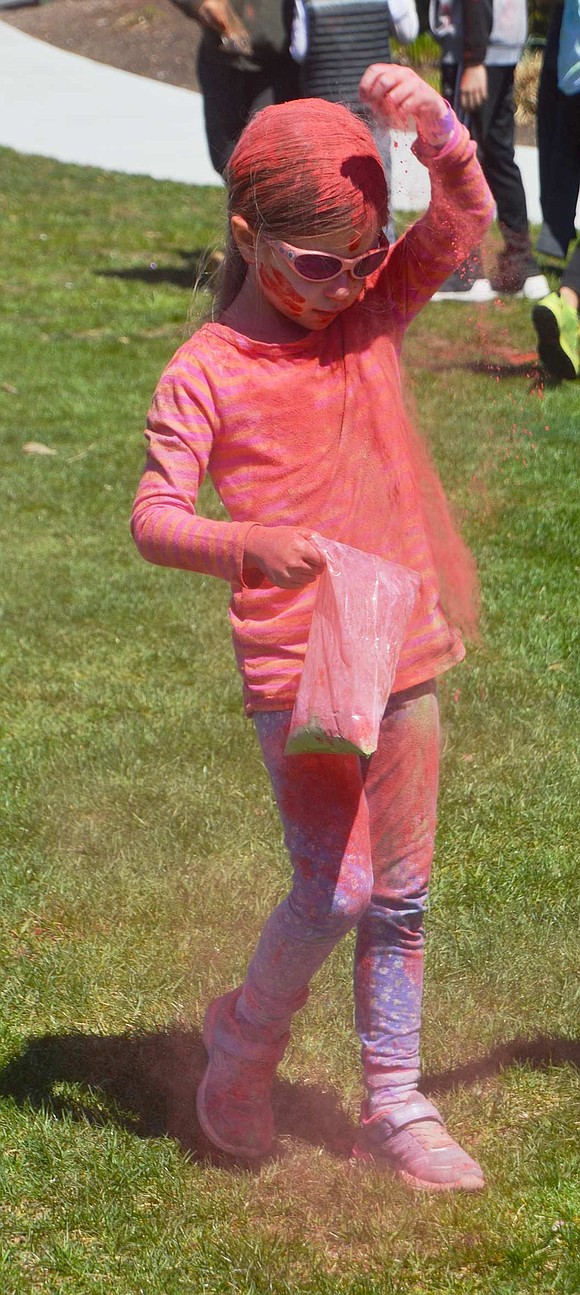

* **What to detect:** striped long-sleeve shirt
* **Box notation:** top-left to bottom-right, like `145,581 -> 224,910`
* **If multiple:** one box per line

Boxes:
131,119 -> 494,714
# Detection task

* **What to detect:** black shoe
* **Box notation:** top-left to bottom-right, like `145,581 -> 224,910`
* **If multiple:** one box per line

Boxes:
532,292 -> 579,380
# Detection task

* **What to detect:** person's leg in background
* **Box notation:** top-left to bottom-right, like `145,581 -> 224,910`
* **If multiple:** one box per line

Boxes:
537,3 -> 580,259
271,49 -> 301,107
197,41 -> 256,175
480,65 -> 548,298
197,43 -> 299,176
352,681 -> 485,1190
532,16 -> 580,383
532,39 -> 580,383
562,242 -> 580,299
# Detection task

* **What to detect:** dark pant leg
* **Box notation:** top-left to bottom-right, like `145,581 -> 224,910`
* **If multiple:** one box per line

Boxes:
196,43 -> 272,176
473,66 -> 528,232
540,89 -> 580,252
197,43 -> 299,176
270,51 -> 301,105
537,5 -> 580,251
538,4 -> 564,234
443,63 -> 528,231
562,242 -> 580,297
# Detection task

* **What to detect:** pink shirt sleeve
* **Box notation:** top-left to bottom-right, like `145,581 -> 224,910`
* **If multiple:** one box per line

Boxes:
131,359 -> 255,585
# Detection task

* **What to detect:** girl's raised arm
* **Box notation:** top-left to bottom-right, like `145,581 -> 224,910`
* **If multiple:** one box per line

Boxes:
359,65 -> 495,327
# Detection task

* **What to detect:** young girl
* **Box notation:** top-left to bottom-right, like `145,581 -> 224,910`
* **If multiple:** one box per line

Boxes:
132,65 -> 494,1191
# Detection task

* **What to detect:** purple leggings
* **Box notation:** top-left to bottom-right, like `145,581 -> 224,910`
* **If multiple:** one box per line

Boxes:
236,679 -> 440,1112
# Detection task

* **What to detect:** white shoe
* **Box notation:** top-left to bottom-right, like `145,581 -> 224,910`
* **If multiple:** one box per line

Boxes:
514,273 -> 551,301
432,277 -> 497,303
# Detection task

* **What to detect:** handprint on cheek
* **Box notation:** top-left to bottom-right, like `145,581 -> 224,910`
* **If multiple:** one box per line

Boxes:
258,265 -> 306,316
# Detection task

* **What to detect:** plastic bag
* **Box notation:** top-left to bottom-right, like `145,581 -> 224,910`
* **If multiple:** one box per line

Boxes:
285,535 -> 420,757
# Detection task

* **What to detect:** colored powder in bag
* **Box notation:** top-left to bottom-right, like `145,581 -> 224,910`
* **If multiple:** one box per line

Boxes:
285,535 -> 420,757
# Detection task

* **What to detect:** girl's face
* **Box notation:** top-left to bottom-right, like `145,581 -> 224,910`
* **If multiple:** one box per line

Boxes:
255,225 -> 379,331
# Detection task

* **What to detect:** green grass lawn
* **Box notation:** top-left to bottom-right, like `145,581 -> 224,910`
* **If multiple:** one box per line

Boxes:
0,146 -> 578,1295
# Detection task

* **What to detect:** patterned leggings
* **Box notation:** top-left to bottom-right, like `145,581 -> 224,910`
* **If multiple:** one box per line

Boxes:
236,679 -> 440,1112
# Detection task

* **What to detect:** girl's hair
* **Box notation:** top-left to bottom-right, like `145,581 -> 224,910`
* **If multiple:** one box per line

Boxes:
217,98 -> 389,313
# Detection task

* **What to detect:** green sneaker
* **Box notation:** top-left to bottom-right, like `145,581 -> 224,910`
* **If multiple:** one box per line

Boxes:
532,291 -> 579,380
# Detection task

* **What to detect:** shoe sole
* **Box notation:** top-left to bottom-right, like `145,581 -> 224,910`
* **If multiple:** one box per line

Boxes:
431,282 -> 497,303
532,304 -> 579,381
196,995 -> 268,1159
351,1144 -> 486,1192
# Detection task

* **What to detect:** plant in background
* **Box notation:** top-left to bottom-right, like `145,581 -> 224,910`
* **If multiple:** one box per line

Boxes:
514,48 -> 543,123
392,32 -> 441,90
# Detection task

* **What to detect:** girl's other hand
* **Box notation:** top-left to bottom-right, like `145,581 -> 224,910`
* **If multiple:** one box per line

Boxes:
359,64 -> 453,146
244,526 -> 326,588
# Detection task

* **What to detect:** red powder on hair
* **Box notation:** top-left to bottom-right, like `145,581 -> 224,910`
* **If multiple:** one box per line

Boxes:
227,97 -> 389,241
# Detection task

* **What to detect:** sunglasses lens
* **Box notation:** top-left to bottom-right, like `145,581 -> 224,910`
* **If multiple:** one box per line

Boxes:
353,248 -> 389,278
293,253 -> 343,281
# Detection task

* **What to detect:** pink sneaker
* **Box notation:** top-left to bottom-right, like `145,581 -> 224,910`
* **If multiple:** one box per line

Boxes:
352,1094 -> 485,1192
196,989 -> 287,1159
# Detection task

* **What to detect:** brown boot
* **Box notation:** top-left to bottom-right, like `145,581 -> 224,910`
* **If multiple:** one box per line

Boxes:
490,224 -> 549,300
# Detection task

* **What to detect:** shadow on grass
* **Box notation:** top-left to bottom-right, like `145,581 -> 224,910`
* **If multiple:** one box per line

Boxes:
96,247 -> 220,292
0,1030 -> 577,1168
422,356 -> 545,382
465,359 -> 542,380
423,1034 -> 580,1095
0,1027 -> 353,1169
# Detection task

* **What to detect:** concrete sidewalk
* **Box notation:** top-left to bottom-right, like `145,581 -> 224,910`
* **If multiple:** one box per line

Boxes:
0,19 -> 218,186
0,16 -> 567,222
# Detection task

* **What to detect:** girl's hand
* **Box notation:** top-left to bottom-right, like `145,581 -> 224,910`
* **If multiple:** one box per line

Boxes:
244,526 -> 326,589
359,64 -> 454,145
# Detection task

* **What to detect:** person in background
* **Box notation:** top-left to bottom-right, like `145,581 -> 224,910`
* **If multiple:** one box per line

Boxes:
188,0 -> 299,175
292,0 -> 420,240
293,0 -> 420,99
532,0 -> 579,380
429,0 -> 549,302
